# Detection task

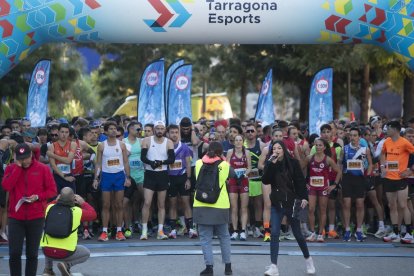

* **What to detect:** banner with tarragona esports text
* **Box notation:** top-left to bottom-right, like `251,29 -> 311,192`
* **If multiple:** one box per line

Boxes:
255,69 -> 274,127
165,59 -> 185,118
167,64 -> 192,125
309,68 -> 333,135
138,59 -> 165,125
26,59 -> 51,127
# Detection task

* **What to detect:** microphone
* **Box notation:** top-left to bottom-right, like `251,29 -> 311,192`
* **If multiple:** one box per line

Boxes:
269,155 -> 278,162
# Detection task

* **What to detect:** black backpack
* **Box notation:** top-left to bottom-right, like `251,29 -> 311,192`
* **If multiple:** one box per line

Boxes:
195,160 -> 222,204
44,204 -> 77,238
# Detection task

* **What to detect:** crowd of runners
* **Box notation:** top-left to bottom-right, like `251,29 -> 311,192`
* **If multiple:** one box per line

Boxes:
1,114 -> 414,245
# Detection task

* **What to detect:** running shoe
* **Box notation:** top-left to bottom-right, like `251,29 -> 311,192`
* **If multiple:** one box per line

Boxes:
42,268 -> 56,276
169,229 -> 177,239
316,234 -> 324,242
177,225 -> 187,236
189,228 -> 198,239
264,264 -> 279,276
355,231 -> 364,242
98,231 -> 108,242
306,232 -> 316,242
374,228 -> 386,239
305,257 -> 316,274
140,230 -> 148,240
157,230 -> 168,240
285,231 -> 296,241
230,232 -> 239,240
263,232 -> 271,242
383,232 -> 401,243
116,231 -> 126,241
327,229 -> 339,239
57,262 -> 70,276
239,232 -> 247,241
0,232 -> 8,241
343,231 -> 351,242
82,229 -> 92,240
253,227 -> 264,238
247,226 -> 254,237
124,229 -> 132,238
401,233 -> 414,244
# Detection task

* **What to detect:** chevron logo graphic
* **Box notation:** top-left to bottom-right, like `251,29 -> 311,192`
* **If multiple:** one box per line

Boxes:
144,0 -> 192,32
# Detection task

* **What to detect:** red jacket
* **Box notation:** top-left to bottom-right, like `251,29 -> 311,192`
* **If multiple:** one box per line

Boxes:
2,160 -> 57,220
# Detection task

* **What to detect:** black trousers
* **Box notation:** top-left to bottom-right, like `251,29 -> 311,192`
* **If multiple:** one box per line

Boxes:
8,218 -> 44,276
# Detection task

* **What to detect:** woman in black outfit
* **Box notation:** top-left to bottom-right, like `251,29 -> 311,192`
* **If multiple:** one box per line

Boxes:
262,140 -> 315,276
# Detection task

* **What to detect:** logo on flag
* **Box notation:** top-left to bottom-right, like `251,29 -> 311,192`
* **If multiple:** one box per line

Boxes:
175,75 -> 189,90
262,80 -> 270,95
146,71 -> 159,86
35,69 -> 46,85
315,78 -> 329,94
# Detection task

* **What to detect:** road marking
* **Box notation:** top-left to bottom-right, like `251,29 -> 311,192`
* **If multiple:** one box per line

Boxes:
331,259 -> 352,269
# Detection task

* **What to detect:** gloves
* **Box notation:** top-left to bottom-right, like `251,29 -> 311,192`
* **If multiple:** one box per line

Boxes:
150,160 -> 162,170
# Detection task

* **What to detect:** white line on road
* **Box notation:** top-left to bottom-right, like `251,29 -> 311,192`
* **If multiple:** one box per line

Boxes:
330,259 -> 352,269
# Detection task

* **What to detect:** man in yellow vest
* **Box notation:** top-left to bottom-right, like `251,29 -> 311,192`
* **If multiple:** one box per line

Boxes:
41,187 -> 97,276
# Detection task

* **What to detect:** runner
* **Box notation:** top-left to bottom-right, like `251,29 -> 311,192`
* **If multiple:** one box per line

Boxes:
381,121 -> 414,243
340,127 -> 373,242
304,138 -> 342,242
140,121 -> 175,240
94,121 -> 131,242
227,134 -> 251,241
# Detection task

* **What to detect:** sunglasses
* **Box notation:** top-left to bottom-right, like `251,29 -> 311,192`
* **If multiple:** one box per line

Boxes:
136,128 -> 141,132
246,130 -> 255,133
50,134 -> 58,137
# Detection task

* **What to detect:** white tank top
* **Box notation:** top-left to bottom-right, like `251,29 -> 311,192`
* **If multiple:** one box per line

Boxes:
102,140 -> 124,173
144,136 -> 168,171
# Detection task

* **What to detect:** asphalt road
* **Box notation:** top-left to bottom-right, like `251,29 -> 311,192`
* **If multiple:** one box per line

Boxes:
1,235 -> 413,275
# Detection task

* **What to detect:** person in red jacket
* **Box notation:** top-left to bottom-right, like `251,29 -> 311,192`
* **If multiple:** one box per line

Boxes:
1,143 -> 57,276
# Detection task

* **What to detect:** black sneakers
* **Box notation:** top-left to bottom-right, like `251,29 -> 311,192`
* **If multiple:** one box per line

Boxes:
200,265 -> 213,276
225,263 -> 233,275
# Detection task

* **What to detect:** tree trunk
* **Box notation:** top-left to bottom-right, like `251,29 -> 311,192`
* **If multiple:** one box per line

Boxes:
240,73 -> 247,120
360,64 -> 370,124
299,79 -> 310,122
403,74 -> 414,122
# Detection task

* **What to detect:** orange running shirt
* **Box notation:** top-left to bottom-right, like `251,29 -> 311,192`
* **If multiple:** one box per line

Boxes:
382,137 -> 414,180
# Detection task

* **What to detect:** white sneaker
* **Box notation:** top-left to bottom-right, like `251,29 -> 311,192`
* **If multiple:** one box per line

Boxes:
189,228 -> 198,239
383,232 -> 401,243
0,232 -> 8,241
253,227 -> 264,238
168,229 -> 177,239
306,232 -> 317,242
374,228 -> 386,239
285,231 -> 296,241
401,233 -> 414,244
240,231 -> 247,241
305,257 -> 316,274
230,232 -> 239,240
264,264 -> 279,276
247,226 -> 254,237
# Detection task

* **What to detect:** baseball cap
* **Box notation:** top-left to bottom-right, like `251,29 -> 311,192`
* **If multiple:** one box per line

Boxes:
15,143 -> 31,160
369,115 -> 381,127
22,127 -> 37,138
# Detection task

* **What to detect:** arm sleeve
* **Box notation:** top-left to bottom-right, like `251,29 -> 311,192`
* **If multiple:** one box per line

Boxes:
140,148 -> 152,165
80,202 -> 97,222
162,149 -> 175,165
261,161 -> 275,185
292,159 -> 308,201
38,165 -> 57,201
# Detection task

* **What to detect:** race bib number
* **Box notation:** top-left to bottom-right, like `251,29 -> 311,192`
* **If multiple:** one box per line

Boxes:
57,164 -> 70,174
169,159 -> 183,171
107,158 -> 120,167
310,176 -> 324,187
130,159 -> 143,169
234,168 -> 246,178
347,160 -> 363,171
387,161 -> 399,172
248,168 -> 260,180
